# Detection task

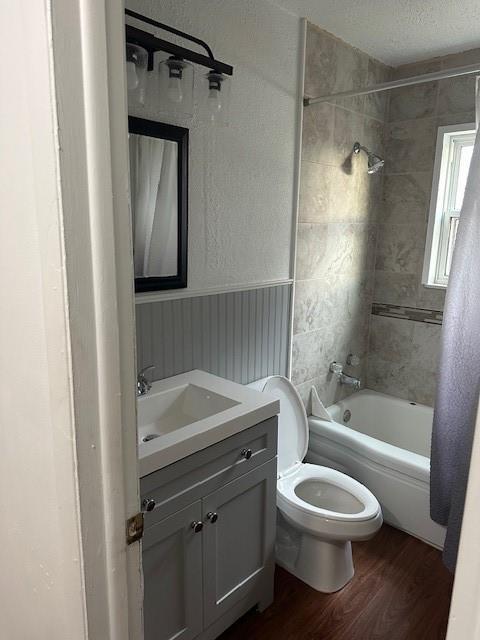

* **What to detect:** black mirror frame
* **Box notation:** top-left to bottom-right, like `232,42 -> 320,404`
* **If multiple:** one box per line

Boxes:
128,116 -> 188,292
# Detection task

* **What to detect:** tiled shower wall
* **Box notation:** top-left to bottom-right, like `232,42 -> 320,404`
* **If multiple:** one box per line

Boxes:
294,23 -> 479,409
367,48 -> 479,405
292,23 -> 390,408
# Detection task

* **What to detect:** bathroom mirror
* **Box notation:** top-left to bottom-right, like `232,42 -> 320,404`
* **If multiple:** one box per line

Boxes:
128,117 -> 188,291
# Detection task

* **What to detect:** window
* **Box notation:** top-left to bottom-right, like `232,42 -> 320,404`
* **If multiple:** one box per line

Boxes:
423,123 -> 476,288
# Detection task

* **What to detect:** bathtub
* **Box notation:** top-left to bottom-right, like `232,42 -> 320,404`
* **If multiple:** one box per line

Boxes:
307,389 -> 446,549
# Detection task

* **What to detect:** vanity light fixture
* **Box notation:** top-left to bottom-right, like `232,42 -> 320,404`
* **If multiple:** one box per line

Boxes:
126,42 -> 148,105
206,71 -> 230,123
158,56 -> 194,115
125,9 -> 234,120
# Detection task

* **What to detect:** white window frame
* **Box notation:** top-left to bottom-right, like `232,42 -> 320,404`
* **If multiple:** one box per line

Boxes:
422,123 -> 476,288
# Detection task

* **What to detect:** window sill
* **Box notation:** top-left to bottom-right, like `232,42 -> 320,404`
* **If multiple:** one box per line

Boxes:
422,282 -> 447,290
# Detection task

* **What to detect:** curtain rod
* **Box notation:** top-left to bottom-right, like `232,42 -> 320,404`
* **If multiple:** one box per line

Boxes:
304,62 -> 480,106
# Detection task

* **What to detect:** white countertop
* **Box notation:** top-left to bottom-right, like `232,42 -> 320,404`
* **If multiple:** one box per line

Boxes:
138,370 -> 279,477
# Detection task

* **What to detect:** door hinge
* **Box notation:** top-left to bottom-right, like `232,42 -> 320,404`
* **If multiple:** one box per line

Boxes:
126,512 -> 144,545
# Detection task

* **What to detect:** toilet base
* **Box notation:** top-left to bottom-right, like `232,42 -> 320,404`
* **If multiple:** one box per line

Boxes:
297,534 -> 354,592
276,516 -> 354,593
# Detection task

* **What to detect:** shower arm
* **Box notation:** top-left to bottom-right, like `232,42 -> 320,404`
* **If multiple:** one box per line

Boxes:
353,142 -> 368,155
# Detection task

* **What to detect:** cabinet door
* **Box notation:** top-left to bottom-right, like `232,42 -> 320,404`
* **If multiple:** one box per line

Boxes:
202,458 -> 277,627
143,501 -> 203,640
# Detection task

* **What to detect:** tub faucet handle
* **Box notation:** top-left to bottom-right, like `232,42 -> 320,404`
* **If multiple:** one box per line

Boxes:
347,353 -> 361,367
329,362 -> 343,376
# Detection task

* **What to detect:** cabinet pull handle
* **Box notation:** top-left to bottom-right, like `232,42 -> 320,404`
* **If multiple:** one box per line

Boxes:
241,448 -> 253,460
191,521 -> 203,533
206,512 -> 218,524
142,498 -> 156,512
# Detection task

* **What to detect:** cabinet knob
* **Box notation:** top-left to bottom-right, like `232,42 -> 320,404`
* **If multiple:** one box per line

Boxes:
142,498 -> 156,512
241,448 -> 253,460
191,521 -> 203,533
206,511 -> 218,524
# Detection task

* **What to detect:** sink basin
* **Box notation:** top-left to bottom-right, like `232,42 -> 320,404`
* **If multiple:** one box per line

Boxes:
138,383 -> 240,442
137,370 -> 280,477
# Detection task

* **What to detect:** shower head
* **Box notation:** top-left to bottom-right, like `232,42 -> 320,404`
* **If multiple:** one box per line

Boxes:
353,141 -> 385,174
367,153 -> 385,174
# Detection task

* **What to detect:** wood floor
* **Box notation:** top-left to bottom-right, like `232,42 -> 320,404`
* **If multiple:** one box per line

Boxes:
219,525 -> 454,640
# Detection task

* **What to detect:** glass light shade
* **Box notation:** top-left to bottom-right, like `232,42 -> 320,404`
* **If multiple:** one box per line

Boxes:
158,57 -> 194,116
205,72 -> 230,125
126,43 -> 148,105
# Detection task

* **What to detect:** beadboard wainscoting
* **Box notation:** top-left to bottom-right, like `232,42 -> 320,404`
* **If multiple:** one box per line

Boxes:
136,284 -> 292,384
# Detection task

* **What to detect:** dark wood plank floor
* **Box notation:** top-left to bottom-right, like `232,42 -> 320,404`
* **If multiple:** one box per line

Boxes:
219,525 -> 453,640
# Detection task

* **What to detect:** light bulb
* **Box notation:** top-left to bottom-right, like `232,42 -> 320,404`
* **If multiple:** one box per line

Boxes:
126,61 -> 139,91
207,88 -> 222,116
167,76 -> 183,104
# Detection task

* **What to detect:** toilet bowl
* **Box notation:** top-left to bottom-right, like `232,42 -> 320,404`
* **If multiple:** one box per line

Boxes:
250,376 -> 383,593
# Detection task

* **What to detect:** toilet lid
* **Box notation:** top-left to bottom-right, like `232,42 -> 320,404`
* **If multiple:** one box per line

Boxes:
263,376 -> 309,475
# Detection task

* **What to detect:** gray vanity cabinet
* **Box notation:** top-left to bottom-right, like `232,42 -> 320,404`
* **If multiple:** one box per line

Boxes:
202,459 -> 276,628
143,502 -> 203,640
141,417 -> 278,640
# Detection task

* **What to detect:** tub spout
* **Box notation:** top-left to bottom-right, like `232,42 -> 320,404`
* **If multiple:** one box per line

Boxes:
329,361 -> 361,390
339,372 -> 361,390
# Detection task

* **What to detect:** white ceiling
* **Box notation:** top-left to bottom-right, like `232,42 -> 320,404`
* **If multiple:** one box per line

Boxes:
274,0 -> 480,65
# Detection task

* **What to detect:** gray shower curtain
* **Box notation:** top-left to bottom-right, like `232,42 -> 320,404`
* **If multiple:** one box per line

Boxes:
430,128 -> 480,572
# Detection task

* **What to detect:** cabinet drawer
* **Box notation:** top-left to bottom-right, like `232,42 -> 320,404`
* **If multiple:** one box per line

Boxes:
141,417 -> 277,528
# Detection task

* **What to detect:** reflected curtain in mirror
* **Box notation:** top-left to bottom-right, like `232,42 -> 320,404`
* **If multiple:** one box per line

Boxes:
130,134 -> 178,277
128,118 -> 188,292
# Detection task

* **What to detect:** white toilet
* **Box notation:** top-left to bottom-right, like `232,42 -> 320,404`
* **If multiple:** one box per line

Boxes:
252,376 -> 383,593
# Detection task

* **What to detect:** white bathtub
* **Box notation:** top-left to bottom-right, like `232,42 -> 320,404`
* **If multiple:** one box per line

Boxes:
307,389 -> 446,549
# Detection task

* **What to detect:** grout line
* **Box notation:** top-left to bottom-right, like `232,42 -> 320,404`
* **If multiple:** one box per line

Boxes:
313,99 -> 386,124
386,110 -> 475,126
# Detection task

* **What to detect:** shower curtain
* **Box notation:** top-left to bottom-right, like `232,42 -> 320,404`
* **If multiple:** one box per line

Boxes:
430,125 -> 480,572
129,134 -> 178,278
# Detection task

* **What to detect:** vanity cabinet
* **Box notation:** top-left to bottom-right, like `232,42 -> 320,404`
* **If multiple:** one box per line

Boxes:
141,417 -> 278,640
143,502 -> 203,640
202,460 -> 276,628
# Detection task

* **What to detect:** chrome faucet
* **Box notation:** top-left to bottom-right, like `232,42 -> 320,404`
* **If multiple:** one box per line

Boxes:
338,372 -> 361,390
329,361 -> 361,390
137,365 -> 155,396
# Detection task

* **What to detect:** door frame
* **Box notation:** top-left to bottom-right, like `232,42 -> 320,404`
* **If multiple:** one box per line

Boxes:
49,2 -> 480,638
50,0 -> 142,637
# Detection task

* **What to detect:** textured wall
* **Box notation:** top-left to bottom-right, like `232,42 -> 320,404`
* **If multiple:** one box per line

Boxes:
136,285 -> 291,384
127,0 -> 300,293
129,0 -> 300,387
293,23 -> 390,409
367,48 -> 479,405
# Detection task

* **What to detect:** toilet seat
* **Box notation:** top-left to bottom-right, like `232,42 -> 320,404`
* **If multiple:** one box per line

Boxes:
259,376 -> 309,477
277,463 -> 380,523
258,376 -> 381,529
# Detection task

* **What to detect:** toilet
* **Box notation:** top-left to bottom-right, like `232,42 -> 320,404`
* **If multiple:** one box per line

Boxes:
251,376 -> 383,593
